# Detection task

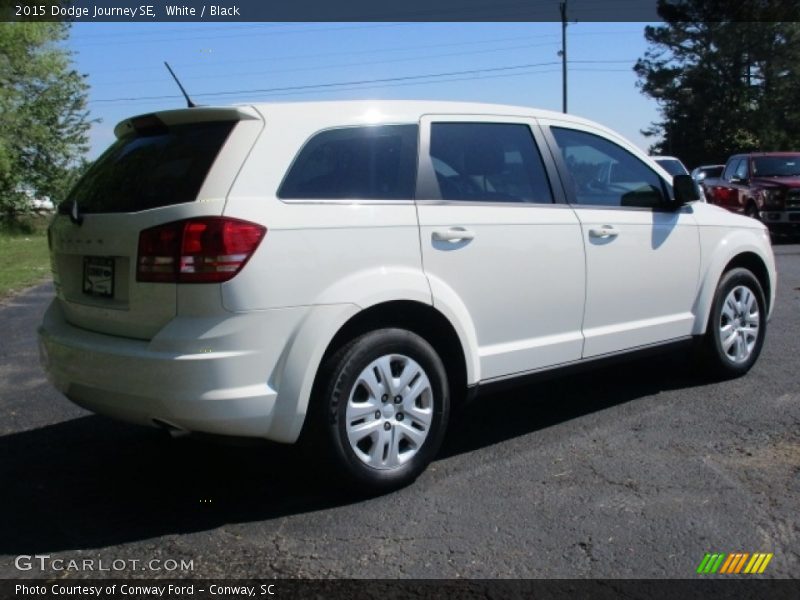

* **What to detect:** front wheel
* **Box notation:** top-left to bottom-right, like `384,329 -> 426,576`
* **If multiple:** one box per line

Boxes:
312,328 -> 450,493
699,268 -> 767,378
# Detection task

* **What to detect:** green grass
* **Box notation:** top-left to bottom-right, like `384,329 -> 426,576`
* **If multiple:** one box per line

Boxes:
0,215 -> 52,299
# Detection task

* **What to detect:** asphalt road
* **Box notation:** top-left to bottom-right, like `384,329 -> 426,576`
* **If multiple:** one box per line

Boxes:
1,245 -> 798,580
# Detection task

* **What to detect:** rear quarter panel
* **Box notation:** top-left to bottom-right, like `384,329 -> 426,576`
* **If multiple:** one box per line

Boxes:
219,107 -> 466,441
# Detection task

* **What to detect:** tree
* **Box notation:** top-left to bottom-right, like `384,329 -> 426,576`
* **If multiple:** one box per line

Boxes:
0,22 -> 91,217
634,0 -> 800,167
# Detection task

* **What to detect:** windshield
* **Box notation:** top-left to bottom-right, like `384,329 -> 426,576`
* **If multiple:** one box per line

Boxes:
655,159 -> 688,176
63,121 -> 234,214
700,166 -> 723,179
751,156 -> 800,177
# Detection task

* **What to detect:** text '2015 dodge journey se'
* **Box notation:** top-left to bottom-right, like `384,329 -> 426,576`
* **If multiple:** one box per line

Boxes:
39,101 -> 776,492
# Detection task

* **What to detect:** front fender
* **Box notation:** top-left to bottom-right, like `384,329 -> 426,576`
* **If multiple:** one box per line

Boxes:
692,228 -> 776,335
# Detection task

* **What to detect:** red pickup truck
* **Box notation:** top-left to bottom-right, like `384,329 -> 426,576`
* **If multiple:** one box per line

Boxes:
703,152 -> 800,234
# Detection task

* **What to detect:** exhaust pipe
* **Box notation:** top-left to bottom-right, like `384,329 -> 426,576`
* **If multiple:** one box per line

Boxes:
152,418 -> 189,438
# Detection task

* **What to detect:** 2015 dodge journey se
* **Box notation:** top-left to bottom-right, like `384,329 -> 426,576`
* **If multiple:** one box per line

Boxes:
39,101 -> 776,491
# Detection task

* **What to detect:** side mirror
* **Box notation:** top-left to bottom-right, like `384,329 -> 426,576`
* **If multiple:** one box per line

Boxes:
673,174 -> 700,205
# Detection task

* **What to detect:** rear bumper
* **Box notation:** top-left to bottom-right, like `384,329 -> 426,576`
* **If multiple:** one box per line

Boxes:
38,300 -> 306,440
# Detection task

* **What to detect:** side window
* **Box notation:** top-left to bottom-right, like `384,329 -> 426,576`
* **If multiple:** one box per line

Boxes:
278,124 -> 418,200
429,122 -> 553,203
723,159 -> 741,181
550,127 -> 665,208
734,159 -> 749,180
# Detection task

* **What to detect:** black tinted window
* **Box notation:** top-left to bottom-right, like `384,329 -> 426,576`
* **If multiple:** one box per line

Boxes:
723,159 -> 742,181
551,127 -> 664,208
279,125 -> 418,200
67,121 -> 234,214
429,123 -> 552,203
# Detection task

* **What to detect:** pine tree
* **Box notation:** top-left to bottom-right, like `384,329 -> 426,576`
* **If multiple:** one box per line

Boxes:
635,0 -> 800,167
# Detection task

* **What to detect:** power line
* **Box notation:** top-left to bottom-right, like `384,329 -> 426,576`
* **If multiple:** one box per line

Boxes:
72,24 -> 642,48
86,66 -> 636,108
93,40 -> 565,87
90,61 -> 562,104
90,67 -> 567,107
86,49 -> 635,90
89,58 -> 636,104
71,23 -> 297,39
570,60 -> 634,64
76,29 -> 640,76
82,34 -> 557,75
244,68 -> 565,100
249,67 -> 639,100
73,22 -> 426,47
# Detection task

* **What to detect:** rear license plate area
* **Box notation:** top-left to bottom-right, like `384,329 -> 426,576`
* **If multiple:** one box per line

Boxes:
83,256 -> 115,298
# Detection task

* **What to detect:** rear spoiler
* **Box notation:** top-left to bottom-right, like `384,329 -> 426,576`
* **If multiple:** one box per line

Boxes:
114,106 -> 262,139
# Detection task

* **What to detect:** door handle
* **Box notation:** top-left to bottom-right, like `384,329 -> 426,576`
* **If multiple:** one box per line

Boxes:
588,225 -> 619,239
432,227 -> 475,242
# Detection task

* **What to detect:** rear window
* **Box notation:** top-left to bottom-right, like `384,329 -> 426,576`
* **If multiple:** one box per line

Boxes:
278,124 -> 418,200
64,121 -> 235,214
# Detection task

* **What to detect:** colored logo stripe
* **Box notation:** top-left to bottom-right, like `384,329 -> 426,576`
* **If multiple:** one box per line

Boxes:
719,553 -> 735,573
696,553 -> 726,574
698,552 -> 773,574
734,553 -> 749,573
744,553 -> 774,574
696,553 -> 712,573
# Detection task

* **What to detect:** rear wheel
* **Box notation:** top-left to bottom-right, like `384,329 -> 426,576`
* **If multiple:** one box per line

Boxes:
312,328 -> 450,493
699,268 -> 766,378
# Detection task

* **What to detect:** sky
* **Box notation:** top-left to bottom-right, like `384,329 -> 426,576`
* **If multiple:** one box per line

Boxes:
65,21 -> 662,159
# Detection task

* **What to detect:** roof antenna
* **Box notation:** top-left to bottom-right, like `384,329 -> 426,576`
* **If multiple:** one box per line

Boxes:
164,61 -> 196,108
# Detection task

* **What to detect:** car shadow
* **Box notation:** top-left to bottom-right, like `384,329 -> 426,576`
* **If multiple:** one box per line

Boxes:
1,352 -> 702,554
441,351 -> 699,459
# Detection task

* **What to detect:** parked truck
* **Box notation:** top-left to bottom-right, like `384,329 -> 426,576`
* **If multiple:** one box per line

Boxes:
703,152 -> 800,235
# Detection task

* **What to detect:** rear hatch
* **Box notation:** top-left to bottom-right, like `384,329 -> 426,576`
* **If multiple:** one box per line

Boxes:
49,106 -> 263,339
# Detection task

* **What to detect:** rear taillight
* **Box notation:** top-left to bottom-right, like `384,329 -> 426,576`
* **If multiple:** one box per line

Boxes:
137,217 -> 266,283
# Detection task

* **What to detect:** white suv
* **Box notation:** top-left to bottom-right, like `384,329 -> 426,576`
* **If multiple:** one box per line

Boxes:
39,101 -> 776,491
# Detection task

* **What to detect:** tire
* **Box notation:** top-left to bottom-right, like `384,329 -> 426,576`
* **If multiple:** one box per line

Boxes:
745,202 -> 760,220
310,328 -> 450,493
698,268 -> 767,379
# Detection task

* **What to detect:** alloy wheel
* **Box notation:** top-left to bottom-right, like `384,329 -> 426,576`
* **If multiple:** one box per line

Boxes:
345,354 -> 434,470
719,285 -> 760,364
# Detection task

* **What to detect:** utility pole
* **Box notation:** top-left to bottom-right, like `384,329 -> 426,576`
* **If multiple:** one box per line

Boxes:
558,0 -> 567,113
559,0 -> 568,113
